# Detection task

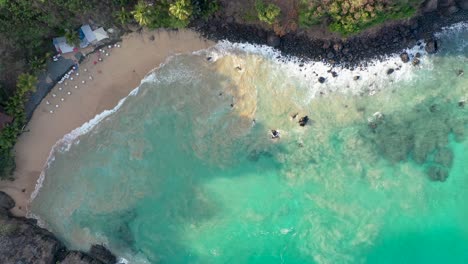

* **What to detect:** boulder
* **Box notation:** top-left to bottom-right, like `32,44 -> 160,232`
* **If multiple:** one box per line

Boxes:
455,0 -> 468,9
387,68 -> 395,75
318,77 -> 326,83
425,38 -> 438,54
0,191 -> 15,210
271,130 -> 280,139
353,75 -> 360,80
331,71 -> 338,77
412,57 -> 421,66
90,245 -> 117,264
266,34 -> 280,47
298,116 -> 309,127
61,251 -> 104,264
400,52 -> 410,63
0,216 -> 64,264
421,0 -> 438,12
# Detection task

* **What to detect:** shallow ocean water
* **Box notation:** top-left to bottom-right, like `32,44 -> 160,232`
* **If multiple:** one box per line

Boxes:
31,23 -> 467,264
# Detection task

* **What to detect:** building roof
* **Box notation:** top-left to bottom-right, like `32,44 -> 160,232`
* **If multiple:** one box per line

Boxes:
81,25 -> 97,43
0,111 -> 13,131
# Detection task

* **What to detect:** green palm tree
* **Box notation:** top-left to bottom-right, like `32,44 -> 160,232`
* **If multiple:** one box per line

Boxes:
64,29 -> 80,46
131,1 -> 152,26
169,0 -> 193,21
114,7 -> 132,25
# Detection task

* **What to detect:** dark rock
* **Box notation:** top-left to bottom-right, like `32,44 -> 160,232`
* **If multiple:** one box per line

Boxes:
266,34 -> 280,47
271,130 -> 280,139
387,68 -> 395,75
412,57 -> 421,66
455,0 -> 468,9
427,166 -> 449,182
353,76 -> 360,80
0,215 -> 65,264
333,42 -> 343,52
422,0 -> 438,12
90,245 -> 116,264
441,5 -> 460,16
457,69 -> 464,76
400,52 -> 410,63
318,77 -> 326,83
415,52 -> 421,58
127,23 -> 141,32
226,16 -> 234,23
425,38 -> 438,54
429,104 -> 438,112
327,51 -> 335,59
322,40 -> 331,49
298,116 -> 309,127
0,191 -> 15,210
148,35 -> 155,41
331,71 -> 338,78
458,100 -> 465,107
61,251 -> 104,264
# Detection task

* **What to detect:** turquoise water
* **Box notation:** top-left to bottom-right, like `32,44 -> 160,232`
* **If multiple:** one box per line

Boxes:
31,24 -> 467,264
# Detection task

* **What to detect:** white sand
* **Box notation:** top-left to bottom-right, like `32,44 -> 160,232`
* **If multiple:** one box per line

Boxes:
0,29 -> 214,216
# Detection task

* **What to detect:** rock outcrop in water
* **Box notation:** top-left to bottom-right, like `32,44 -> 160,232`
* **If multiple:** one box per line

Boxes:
0,191 -> 115,264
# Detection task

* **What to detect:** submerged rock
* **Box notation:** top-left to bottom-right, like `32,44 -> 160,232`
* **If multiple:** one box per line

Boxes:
427,166 -> 449,182
434,147 -> 454,168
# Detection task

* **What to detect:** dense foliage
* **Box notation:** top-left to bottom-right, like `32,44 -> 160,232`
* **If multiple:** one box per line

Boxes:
0,74 -> 37,180
298,0 -> 422,34
255,0 -> 281,25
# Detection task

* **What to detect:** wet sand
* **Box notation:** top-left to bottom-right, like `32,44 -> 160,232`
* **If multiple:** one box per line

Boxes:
0,29 -> 214,216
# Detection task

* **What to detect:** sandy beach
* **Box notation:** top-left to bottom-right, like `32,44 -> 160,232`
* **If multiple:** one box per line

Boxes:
0,29 -> 214,217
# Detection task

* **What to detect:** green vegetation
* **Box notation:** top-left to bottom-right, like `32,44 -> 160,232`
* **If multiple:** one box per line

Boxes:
299,0 -> 422,35
255,0 -> 281,25
0,74 -> 37,180
0,221 -> 17,236
131,0 -> 196,29
169,0 -> 193,21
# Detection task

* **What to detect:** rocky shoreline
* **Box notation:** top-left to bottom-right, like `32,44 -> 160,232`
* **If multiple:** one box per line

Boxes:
1,191 -> 117,264
194,2 -> 467,67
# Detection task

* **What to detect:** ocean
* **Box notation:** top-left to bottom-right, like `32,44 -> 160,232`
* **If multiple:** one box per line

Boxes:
31,23 -> 467,264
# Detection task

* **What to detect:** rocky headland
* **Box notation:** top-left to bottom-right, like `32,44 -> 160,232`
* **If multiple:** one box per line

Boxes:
0,191 -> 117,264
194,0 -> 467,66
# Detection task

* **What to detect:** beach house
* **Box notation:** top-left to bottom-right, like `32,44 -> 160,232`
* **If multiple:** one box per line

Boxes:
53,25 -> 109,54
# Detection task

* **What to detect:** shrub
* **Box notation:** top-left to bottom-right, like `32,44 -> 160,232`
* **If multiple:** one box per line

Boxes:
255,0 -> 281,25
